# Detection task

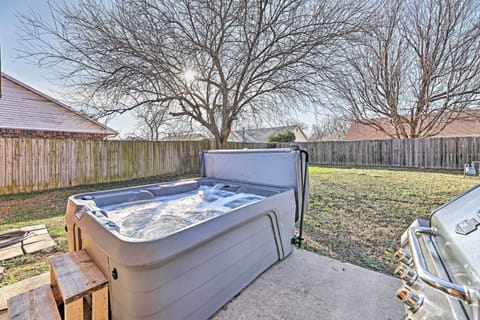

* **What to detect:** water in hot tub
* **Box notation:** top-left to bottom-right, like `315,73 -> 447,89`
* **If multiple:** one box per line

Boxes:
102,184 -> 265,239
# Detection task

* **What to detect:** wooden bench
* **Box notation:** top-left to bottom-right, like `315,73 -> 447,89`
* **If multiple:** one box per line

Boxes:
50,250 -> 108,320
7,284 -> 61,320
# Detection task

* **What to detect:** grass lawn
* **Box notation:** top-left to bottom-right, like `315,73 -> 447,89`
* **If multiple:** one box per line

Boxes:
0,166 -> 478,287
304,166 -> 478,274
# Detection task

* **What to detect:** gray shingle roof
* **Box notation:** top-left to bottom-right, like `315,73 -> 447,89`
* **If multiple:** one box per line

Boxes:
228,126 -> 305,143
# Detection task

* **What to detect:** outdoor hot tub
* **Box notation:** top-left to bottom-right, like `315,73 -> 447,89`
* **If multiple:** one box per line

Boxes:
64,148 -> 309,320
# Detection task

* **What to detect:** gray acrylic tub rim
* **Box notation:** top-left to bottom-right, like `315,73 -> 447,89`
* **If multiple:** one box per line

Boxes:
67,178 -> 294,267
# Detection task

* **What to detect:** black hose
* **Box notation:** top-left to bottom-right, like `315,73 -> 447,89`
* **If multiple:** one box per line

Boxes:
297,149 -> 309,247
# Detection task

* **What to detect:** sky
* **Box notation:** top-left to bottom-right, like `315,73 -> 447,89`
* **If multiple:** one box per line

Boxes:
0,0 -> 143,137
0,0 -> 317,138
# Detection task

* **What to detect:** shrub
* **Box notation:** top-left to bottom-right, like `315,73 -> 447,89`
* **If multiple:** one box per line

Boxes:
268,130 -> 296,142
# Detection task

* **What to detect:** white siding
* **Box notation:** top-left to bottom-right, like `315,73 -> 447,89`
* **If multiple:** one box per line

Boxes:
0,76 -> 114,134
293,128 -> 308,142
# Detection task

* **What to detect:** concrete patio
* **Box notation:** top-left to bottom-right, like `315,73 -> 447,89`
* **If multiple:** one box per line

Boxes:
213,248 -> 404,320
0,249 -> 404,319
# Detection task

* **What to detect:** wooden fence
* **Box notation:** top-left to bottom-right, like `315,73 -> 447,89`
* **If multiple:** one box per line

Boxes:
301,136 -> 480,169
0,138 -> 273,195
2,136 -> 477,196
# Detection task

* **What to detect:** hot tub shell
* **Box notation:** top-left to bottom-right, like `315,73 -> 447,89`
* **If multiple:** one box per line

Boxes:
65,148 -> 308,320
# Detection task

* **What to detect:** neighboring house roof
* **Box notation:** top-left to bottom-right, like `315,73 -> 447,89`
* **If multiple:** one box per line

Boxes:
228,126 -> 308,143
344,118 -> 395,140
344,111 -> 480,140
159,133 -> 209,141
0,73 -> 117,136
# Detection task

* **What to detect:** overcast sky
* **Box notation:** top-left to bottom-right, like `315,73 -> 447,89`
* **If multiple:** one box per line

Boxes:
0,1 -> 316,138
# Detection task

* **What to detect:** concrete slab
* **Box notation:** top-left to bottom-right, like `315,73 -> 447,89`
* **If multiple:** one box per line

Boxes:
212,249 -> 404,320
0,250 -> 404,320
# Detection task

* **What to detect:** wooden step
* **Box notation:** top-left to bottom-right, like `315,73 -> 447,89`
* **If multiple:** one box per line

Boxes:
50,250 -> 108,320
7,284 -> 61,320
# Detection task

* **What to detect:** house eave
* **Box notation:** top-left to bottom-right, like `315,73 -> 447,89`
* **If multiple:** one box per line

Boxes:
1,72 -> 118,135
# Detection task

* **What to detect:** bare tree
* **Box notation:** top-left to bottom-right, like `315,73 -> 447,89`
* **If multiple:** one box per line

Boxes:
17,0 -> 368,148
133,104 -> 170,141
324,0 -> 480,139
310,114 -> 350,141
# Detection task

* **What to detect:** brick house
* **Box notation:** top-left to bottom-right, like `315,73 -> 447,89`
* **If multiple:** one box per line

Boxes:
0,73 -> 117,140
344,112 -> 480,140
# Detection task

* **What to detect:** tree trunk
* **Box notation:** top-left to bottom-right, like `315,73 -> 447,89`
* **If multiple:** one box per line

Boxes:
213,127 -> 231,149
214,135 -> 229,149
